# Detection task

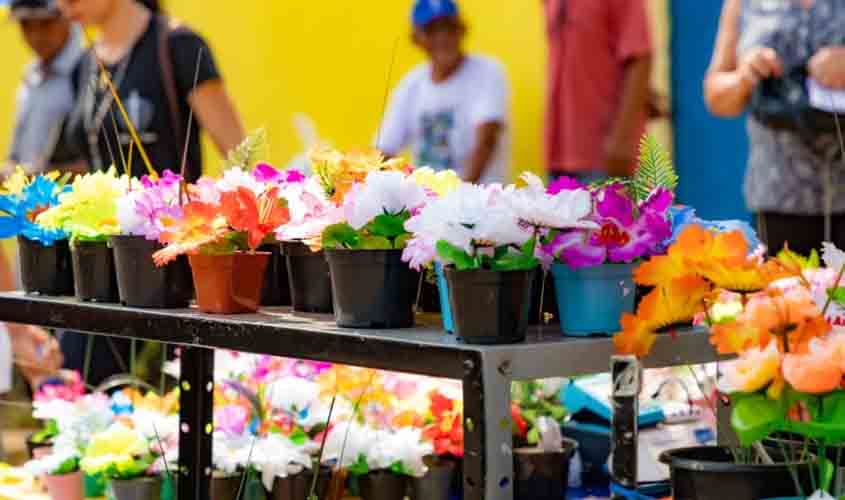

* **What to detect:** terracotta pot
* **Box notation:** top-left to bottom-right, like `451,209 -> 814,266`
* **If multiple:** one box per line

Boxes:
188,252 -> 270,314
44,470 -> 84,500
109,477 -> 162,500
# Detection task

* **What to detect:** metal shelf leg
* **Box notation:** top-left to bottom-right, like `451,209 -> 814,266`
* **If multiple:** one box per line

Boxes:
178,346 -> 214,500
463,352 -> 514,500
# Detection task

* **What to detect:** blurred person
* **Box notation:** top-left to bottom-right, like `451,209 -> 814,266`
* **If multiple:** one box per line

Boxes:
5,0 -> 84,174
543,0 -> 653,181
53,0 -> 245,181
705,0 -> 845,255
50,0 -> 246,385
377,0 -> 510,183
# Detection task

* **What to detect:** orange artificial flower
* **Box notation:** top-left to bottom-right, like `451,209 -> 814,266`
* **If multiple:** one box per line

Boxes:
153,201 -> 227,266
220,186 -> 290,250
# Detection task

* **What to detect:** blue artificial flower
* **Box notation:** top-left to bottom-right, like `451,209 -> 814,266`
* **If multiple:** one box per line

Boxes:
0,175 -> 69,245
665,205 -> 762,253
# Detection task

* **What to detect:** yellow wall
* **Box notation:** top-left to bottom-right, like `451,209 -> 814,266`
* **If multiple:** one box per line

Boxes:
0,1 -> 668,179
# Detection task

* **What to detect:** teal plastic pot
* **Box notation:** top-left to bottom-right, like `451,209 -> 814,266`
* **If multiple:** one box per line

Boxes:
551,262 -> 635,336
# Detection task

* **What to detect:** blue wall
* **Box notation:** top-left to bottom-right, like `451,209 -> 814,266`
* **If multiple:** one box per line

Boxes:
671,1 -> 751,221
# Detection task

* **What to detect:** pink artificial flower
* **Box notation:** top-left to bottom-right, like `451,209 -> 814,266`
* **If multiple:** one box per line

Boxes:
214,404 -> 250,437
35,371 -> 85,402
547,176 -> 585,194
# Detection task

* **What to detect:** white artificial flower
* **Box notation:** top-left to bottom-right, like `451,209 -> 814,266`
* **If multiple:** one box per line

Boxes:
130,410 -> 179,441
822,242 -> 845,272
24,447 -> 79,476
116,194 -> 146,236
212,432 -> 253,474
507,173 -> 596,230
322,421 -> 374,468
265,377 -> 320,415
344,171 -> 428,230
248,435 -> 313,490
217,167 -> 265,195
367,428 -> 432,478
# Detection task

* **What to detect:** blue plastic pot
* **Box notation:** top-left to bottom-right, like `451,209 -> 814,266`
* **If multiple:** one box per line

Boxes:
435,263 -> 455,333
551,262 -> 635,336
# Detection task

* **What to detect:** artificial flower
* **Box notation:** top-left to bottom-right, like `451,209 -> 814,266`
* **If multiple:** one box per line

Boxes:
546,176 -> 585,194
422,390 -> 463,458
79,424 -> 151,478
822,242 -> 845,272
153,201 -> 228,265
507,173 -> 596,231
220,186 -> 290,249
410,167 -> 461,197
343,171 -> 427,230
116,170 -> 183,241
0,169 -> 70,244
782,336 -> 844,394
367,427 -> 433,477
37,167 -> 133,242
310,147 -> 410,204
722,340 -> 782,393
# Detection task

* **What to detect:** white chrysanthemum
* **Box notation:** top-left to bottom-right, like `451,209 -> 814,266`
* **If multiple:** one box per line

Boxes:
322,421 -> 375,468
344,171 -> 428,230
367,427 -> 432,478
265,377 -> 320,415
822,242 -> 845,272
507,173 -> 596,230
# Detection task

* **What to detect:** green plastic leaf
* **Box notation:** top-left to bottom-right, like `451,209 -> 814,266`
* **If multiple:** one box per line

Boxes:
632,134 -> 678,203
731,394 -> 783,446
394,233 -> 412,249
289,427 -> 308,446
436,240 -> 478,271
389,461 -> 411,477
526,427 -> 540,445
521,237 -> 537,258
359,236 -> 392,250
367,213 -> 410,240
225,128 -> 267,170
490,252 -> 538,272
349,454 -> 370,476
778,247 -> 821,271
829,287 -> 845,306
818,457 -> 835,493
322,223 -> 360,249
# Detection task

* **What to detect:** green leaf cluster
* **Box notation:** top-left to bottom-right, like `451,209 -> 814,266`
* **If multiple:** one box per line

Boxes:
511,381 -> 567,445
31,420 -> 59,444
632,134 -> 678,203
321,212 -> 412,250
435,238 -> 539,272
778,247 -> 821,271
53,456 -> 81,476
225,128 -> 267,170
731,390 -> 845,447
349,453 -> 370,476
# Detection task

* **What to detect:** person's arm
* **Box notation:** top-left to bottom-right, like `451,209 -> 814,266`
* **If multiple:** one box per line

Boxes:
704,0 -> 783,117
188,80 -> 246,156
375,75 -> 414,157
463,121 -> 503,183
604,56 -> 652,177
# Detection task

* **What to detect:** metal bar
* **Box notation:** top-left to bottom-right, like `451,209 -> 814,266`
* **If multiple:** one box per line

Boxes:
178,346 -> 214,500
611,355 -> 641,499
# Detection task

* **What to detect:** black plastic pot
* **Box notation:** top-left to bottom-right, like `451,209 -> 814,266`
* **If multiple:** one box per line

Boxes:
410,457 -> 455,500
358,470 -> 408,500
513,438 -> 578,500
271,467 -> 331,500
260,244 -> 291,307
444,267 -> 534,344
659,446 -> 814,500
281,242 -> 333,314
211,473 -> 241,500
325,249 -> 417,329
110,235 -> 193,308
110,477 -> 162,500
17,236 -> 74,295
70,240 -> 118,302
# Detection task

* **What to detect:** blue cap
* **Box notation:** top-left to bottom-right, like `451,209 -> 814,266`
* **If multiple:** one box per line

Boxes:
412,0 -> 459,28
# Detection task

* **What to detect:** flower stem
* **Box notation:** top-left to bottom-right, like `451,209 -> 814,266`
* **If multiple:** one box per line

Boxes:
822,264 -> 845,317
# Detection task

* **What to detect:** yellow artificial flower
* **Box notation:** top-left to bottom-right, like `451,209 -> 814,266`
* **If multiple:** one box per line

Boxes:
410,167 -> 461,197
723,340 -> 781,393
1,167 -> 28,196
80,424 -> 149,475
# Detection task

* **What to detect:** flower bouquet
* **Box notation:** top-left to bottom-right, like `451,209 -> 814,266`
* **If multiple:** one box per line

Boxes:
404,175 -> 593,343
112,170 -> 193,308
0,167 -> 74,295
321,169 -> 426,328
152,172 -> 290,314
80,423 -> 163,500
25,447 -> 83,500
37,168 -> 133,301
414,390 -> 463,500
542,136 -> 676,336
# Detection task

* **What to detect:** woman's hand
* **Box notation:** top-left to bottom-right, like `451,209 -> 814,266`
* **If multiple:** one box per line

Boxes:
737,47 -> 784,88
809,46 -> 845,89
9,325 -> 62,387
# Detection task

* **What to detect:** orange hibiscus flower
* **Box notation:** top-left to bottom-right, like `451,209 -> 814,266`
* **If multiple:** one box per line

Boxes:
220,186 -> 289,250
153,201 -> 227,266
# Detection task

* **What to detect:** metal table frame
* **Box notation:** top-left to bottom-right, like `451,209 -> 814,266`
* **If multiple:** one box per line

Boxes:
0,292 -> 719,500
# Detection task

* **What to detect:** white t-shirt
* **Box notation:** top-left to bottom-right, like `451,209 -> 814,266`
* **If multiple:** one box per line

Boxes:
376,55 -> 510,184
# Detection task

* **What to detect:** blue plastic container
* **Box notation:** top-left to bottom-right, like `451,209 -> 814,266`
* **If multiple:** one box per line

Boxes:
551,262 -> 635,336
435,263 -> 454,333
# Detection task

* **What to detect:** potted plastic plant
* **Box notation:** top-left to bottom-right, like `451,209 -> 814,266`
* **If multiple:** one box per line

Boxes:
413,390 -> 463,500
37,167 -> 132,302
404,176 -> 593,344
0,167 -> 74,295
321,168 -> 425,328
274,158 -> 340,314
25,447 -> 84,500
542,136 -> 676,336
113,169 -> 193,308
152,177 -> 290,314
80,423 -> 162,500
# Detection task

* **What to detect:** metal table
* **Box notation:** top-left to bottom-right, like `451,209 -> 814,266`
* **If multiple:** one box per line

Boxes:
0,292 -> 719,500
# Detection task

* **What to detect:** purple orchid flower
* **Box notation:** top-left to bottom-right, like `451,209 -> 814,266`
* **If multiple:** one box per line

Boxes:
547,176 -> 585,194
543,184 -> 673,269
214,405 -> 249,437
253,163 -> 306,185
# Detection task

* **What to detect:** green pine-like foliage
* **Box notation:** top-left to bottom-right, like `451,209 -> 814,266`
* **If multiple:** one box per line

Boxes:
225,127 -> 267,170
632,134 -> 678,202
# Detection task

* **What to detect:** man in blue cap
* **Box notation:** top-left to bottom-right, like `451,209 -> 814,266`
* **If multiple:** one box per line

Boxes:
377,0 -> 510,183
